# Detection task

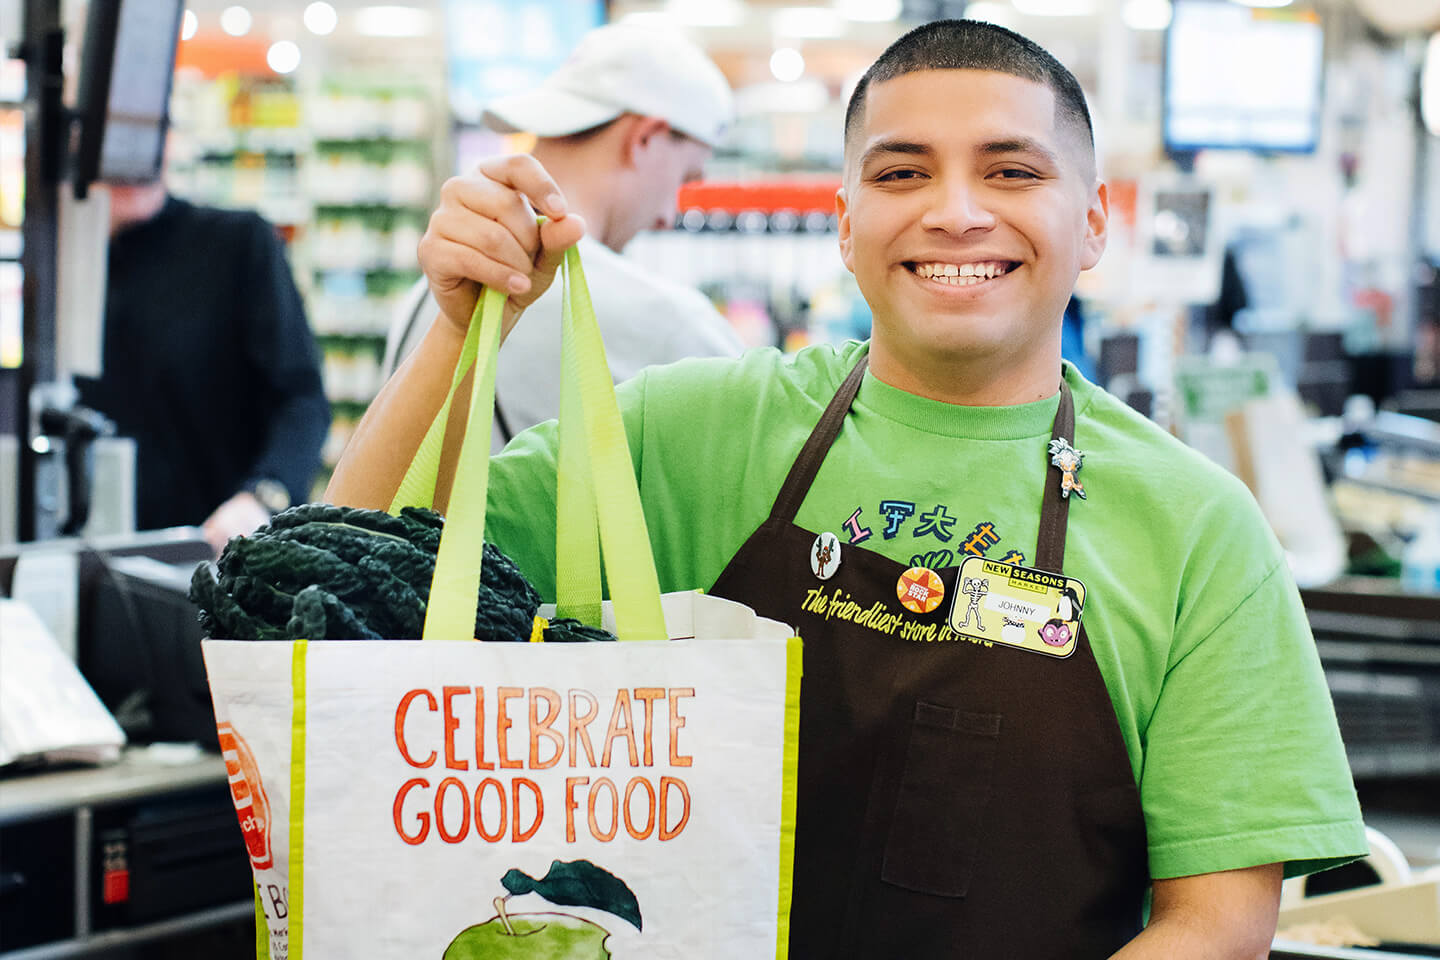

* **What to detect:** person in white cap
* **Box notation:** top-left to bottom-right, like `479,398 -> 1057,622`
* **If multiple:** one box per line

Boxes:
382,23 -> 743,450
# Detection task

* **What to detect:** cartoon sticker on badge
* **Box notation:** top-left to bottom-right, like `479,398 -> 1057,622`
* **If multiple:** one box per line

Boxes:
897,566 -> 945,614
947,556 -> 1086,658
811,532 -> 842,580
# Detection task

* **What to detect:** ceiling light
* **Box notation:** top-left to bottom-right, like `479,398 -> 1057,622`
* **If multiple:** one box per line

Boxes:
304,2 -> 338,35
220,5 -> 252,36
835,0 -> 903,21
1122,0 -> 1171,29
267,40 -> 301,74
1011,0 -> 1095,14
353,5 -> 432,37
773,6 -> 846,37
181,10 -> 198,41
1230,0 -> 1293,6
963,2 -> 1021,28
664,0 -> 745,28
770,47 -> 806,83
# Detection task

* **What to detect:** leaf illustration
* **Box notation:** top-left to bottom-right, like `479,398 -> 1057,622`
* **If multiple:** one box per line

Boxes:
501,859 -> 642,931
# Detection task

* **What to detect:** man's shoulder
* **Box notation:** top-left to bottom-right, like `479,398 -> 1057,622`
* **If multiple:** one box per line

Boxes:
638,339 -> 867,402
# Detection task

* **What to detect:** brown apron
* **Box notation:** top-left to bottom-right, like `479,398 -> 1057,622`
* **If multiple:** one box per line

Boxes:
710,356 -> 1149,958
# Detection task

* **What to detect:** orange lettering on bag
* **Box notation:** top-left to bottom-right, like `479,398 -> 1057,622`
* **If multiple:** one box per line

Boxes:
394,689 -> 437,768
441,687 -> 469,770
435,777 -> 470,842
568,690 -> 599,767
624,776 -> 657,840
668,689 -> 695,767
633,688 -> 664,766
511,778 -> 544,842
393,777 -> 430,844
474,778 -> 507,842
564,777 -> 588,842
474,686 -> 494,771
659,776 -> 691,840
529,688 -> 563,769
601,691 -> 638,767
496,687 -> 523,769
589,777 -> 619,842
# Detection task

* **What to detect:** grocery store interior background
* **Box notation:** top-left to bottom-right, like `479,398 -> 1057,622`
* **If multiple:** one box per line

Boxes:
2,0 -> 1440,956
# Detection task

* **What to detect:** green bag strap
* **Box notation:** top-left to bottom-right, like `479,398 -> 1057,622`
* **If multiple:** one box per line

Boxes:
387,246 -> 665,642
555,246 -> 666,641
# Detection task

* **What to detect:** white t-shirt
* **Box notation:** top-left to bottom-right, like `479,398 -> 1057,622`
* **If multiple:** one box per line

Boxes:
382,235 -> 744,451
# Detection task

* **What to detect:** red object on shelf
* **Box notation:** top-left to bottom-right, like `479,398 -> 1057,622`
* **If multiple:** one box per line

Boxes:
676,179 -> 841,215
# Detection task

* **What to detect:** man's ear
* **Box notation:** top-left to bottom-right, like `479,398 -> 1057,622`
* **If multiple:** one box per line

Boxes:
836,185 -> 855,273
1079,180 -> 1109,271
621,115 -> 671,169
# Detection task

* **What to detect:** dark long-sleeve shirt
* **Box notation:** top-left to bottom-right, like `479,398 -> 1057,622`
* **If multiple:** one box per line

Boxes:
76,196 -> 329,530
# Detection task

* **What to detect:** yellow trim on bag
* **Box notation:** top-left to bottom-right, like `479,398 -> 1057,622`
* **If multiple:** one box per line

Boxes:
776,634 -> 803,959
529,616 -> 548,643
289,639 -> 309,959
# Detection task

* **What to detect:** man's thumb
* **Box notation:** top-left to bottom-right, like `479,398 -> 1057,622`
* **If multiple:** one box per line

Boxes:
534,214 -> 586,288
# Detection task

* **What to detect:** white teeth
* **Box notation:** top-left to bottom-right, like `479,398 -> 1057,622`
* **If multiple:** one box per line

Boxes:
912,261 -> 1010,284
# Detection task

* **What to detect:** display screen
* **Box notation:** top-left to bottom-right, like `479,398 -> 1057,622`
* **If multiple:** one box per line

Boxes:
1163,0 -> 1324,155
74,0 -> 184,189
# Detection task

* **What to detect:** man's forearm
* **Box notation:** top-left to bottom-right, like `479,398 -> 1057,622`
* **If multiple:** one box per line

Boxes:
1109,864 -> 1282,960
1109,914 -> 1271,960
326,314 -> 469,510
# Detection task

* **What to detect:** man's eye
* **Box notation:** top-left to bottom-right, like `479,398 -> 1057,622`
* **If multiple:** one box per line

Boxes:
995,168 -> 1039,180
876,169 -> 923,182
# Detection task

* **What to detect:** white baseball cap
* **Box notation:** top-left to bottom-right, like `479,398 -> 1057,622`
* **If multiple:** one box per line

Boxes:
481,24 -> 734,148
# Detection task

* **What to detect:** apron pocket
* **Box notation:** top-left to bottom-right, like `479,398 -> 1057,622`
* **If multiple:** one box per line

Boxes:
880,701 -> 1002,898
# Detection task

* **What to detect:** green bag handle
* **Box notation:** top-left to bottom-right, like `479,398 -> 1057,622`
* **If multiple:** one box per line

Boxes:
388,248 -> 667,642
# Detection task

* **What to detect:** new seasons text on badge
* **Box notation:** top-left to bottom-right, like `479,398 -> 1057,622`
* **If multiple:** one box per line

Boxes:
392,686 -> 695,846
982,560 -> 1065,593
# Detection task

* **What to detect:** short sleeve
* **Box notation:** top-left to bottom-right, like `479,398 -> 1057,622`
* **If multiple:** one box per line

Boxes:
1139,560 -> 1367,879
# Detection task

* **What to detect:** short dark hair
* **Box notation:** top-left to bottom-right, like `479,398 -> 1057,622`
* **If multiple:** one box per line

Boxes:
844,19 -> 1094,168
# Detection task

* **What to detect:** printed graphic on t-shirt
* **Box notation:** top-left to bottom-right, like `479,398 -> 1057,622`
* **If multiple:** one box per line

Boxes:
840,502 -> 1024,565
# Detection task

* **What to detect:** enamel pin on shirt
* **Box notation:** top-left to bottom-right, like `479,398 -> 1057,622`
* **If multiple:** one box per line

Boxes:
811,532 -> 842,580
1048,437 -> 1086,500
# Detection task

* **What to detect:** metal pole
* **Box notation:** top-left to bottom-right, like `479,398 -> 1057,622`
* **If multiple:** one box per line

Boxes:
17,0 -> 64,542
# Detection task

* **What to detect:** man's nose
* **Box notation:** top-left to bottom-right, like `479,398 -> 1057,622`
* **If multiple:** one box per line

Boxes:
920,180 -> 997,235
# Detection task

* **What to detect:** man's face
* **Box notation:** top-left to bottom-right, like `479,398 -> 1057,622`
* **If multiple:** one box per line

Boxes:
612,131 -> 711,251
838,69 -> 1107,391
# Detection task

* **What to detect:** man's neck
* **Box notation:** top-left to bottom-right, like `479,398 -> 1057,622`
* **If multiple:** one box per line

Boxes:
868,336 -> 1063,406
530,141 -> 620,253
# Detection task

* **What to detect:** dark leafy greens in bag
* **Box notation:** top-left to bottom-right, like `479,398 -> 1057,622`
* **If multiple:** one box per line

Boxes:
189,504 -> 614,642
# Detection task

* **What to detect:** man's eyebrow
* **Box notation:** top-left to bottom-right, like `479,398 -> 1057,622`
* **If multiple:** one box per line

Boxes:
858,139 -> 935,168
978,137 -> 1061,167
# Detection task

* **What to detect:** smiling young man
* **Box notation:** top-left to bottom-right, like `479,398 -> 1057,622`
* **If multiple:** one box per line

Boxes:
330,20 -> 1366,959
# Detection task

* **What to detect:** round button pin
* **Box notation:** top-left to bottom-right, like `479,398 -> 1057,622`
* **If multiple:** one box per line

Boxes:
811,532 -> 842,580
897,566 -> 944,614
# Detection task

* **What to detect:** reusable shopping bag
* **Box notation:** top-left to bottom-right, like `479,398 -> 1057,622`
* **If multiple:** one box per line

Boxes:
202,248 -> 802,959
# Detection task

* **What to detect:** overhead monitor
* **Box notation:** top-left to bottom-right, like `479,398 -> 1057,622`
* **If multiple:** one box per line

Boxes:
73,0 -> 185,196
1164,0 -> 1324,155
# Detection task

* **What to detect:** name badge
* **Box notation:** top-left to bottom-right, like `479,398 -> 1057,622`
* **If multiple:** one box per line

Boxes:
947,557 -> 1086,659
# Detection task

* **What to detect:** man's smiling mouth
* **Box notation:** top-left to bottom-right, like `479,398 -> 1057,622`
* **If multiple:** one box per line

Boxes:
905,260 -> 1018,286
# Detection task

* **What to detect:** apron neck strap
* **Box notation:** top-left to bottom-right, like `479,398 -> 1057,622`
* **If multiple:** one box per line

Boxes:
1034,378 -> 1076,574
768,353 -> 869,523
768,354 -> 1077,575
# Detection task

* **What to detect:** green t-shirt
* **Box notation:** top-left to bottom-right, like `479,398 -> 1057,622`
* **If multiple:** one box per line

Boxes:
486,340 -> 1366,881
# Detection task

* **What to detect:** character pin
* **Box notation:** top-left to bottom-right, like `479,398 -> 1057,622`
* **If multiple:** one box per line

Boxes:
811,532 -> 842,580
897,566 -> 945,614
1047,437 -> 1086,500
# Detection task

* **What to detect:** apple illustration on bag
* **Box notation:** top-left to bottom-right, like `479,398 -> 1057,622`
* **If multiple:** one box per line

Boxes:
443,859 -> 641,959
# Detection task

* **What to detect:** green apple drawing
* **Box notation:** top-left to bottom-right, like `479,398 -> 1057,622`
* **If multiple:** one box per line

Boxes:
443,859 -> 642,959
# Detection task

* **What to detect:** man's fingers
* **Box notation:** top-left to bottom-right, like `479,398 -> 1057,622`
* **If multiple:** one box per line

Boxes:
424,206 -> 535,286
534,214 -> 587,279
473,154 -> 568,220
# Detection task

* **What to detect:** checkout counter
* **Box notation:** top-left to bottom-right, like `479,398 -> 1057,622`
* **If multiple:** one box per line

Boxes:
0,529 -> 254,958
